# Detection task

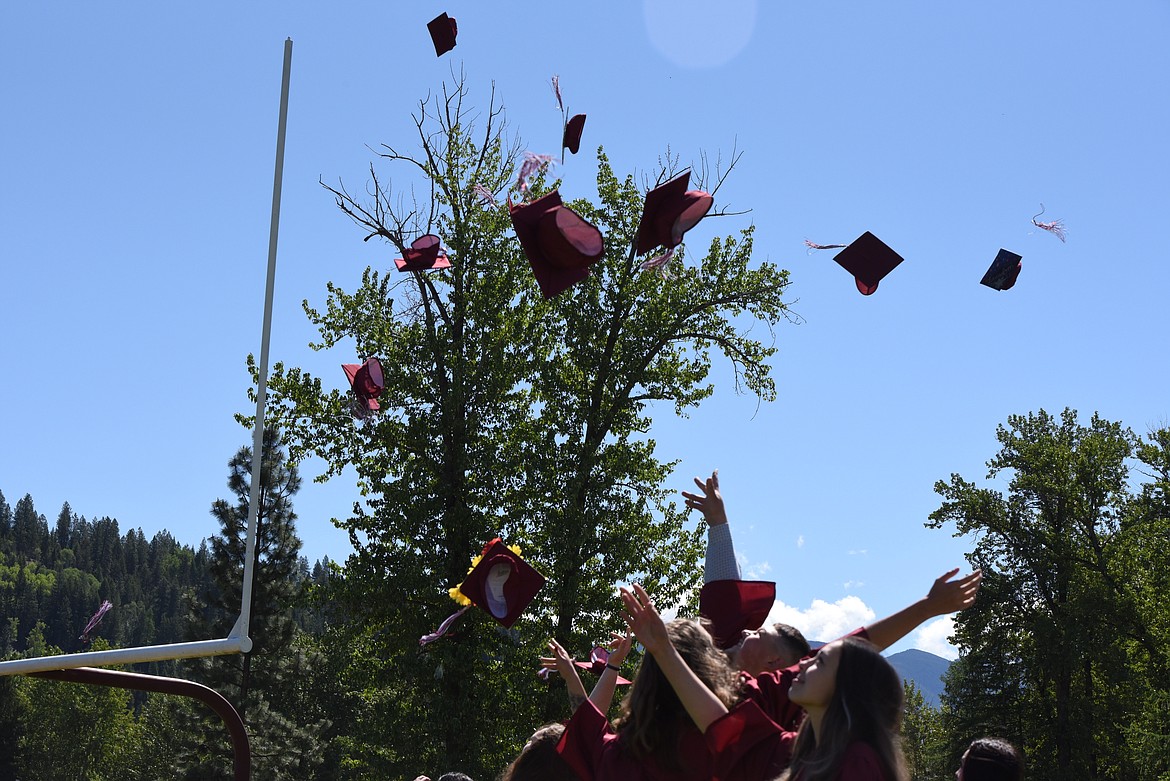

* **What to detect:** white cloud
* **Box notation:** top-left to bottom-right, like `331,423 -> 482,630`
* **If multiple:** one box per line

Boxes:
843,580 -> 864,590
847,549 -> 868,556
767,595 -> 876,643
913,616 -> 959,661
744,561 -> 772,580
796,535 -> 805,549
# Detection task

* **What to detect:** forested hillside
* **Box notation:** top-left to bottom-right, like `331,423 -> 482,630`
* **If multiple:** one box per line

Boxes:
0,432 -> 340,780
0,490 -> 329,665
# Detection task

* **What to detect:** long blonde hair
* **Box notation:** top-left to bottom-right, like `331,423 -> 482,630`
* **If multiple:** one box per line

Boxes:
614,618 -> 742,769
781,636 -> 908,781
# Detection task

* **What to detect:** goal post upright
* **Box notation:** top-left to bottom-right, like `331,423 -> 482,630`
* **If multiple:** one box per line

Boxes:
0,37 -> 294,677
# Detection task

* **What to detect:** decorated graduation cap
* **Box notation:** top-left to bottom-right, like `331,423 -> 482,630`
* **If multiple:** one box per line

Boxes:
635,170 -> 714,256
510,190 -> 605,298
980,249 -> 1022,291
563,114 -> 587,156
342,357 -> 384,413
427,12 -> 458,56
830,231 -> 904,295
450,538 -> 546,629
395,233 -> 452,272
699,580 -> 777,650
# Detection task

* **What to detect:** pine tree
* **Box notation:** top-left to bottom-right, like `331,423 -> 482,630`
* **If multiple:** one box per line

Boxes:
0,489 -> 12,553
180,428 -> 327,780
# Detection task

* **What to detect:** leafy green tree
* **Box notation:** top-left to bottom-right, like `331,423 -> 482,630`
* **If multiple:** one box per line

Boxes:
928,409 -> 1169,780
0,673 -> 25,779
12,628 -> 144,781
901,680 -> 947,780
255,77 -> 793,777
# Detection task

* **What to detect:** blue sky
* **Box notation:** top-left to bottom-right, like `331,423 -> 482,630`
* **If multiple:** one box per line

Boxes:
2,1 -> 1167,658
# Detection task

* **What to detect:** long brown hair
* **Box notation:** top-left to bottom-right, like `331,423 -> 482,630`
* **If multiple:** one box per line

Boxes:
614,618 -> 742,769
781,636 -> 908,781
497,723 -> 576,781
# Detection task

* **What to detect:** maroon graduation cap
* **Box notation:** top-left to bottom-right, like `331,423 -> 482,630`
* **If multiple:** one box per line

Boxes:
510,190 -> 605,298
395,234 -> 452,272
456,538 -> 547,628
427,13 -> 458,56
832,231 -> 904,295
635,170 -> 714,256
980,248 -> 1022,291
563,114 -> 587,156
342,357 -> 384,413
699,580 -> 777,651
574,645 -> 633,685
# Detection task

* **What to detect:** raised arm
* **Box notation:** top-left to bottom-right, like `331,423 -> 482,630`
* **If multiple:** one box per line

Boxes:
621,584 -> 729,732
863,568 -> 983,651
541,639 -> 589,711
587,631 -> 633,711
683,470 -> 742,583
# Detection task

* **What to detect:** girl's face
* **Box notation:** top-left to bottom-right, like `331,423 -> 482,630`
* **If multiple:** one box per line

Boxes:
787,640 -> 841,709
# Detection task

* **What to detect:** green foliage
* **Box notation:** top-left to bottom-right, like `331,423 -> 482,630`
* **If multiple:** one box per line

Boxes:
901,680 -> 948,780
249,79 -> 792,778
929,409 -> 1170,780
11,631 -> 145,780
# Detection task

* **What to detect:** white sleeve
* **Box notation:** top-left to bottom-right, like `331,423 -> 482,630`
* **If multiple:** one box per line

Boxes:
703,523 -> 742,583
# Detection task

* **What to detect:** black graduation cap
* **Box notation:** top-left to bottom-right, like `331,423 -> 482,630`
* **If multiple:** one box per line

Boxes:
980,249 -> 1022,291
832,232 -> 904,295
427,12 -> 457,56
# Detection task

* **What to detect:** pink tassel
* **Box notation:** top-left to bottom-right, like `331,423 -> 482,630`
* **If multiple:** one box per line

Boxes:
551,75 -> 563,113
804,239 -> 848,250
419,605 -> 470,647
638,246 -> 675,279
80,600 -> 113,641
1031,204 -> 1067,243
472,183 -> 496,205
516,152 -> 554,193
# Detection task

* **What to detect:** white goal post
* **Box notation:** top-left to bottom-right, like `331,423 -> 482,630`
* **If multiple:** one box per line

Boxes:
0,38 -> 295,678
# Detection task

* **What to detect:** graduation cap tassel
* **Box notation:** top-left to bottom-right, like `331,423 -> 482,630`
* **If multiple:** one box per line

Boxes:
1031,203 -> 1067,242
419,606 -> 471,647
516,152 -> 554,194
551,74 -> 564,113
638,246 -> 676,279
472,183 -> 496,205
804,239 -> 849,251
80,600 -> 113,642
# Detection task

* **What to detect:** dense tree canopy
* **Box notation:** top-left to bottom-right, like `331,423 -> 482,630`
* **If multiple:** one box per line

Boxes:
249,78 -> 793,776
928,409 -> 1170,780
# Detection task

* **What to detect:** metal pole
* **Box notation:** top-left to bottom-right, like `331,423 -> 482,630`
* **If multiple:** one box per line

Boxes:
233,37 -> 293,651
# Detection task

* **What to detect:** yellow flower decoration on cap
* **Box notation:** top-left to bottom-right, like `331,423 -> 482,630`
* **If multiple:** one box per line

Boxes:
448,542 -> 524,605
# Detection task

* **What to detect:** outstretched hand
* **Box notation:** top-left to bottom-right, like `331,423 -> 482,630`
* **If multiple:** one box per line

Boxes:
925,568 -> 983,615
540,638 -> 577,680
681,470 -> 727,527
607,630 -> 634,667
621,584 -> 670,656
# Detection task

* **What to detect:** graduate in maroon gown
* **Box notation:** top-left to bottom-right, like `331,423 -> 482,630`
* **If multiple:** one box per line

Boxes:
621,584 -> 910,781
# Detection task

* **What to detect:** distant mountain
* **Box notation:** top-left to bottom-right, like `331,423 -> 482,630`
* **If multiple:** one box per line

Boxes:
886,648 -> 950,708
